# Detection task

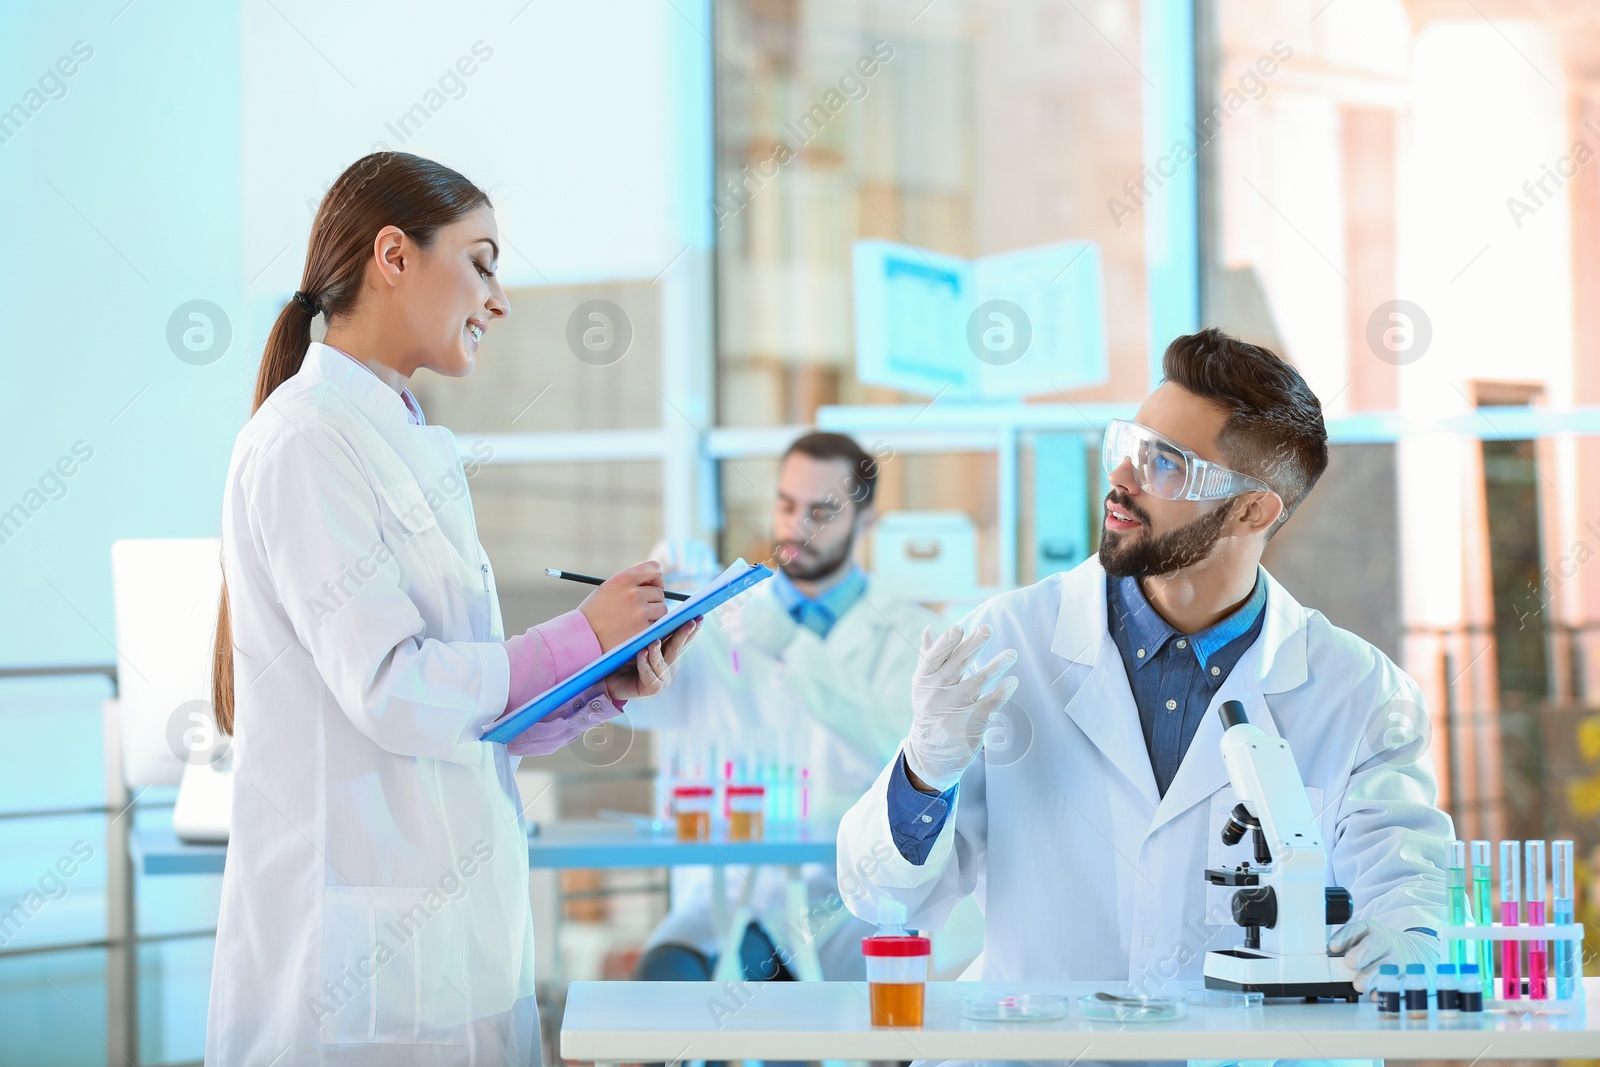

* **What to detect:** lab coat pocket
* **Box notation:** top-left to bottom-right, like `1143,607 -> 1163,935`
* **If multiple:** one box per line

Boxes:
1203,786 -> 1324,927
318,885 -> 469,1046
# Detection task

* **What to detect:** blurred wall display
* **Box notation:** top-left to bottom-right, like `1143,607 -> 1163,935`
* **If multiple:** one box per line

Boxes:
852,238 -> 1108,398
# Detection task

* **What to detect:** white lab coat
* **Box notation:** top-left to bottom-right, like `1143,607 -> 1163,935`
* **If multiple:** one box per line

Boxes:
207,343 -> 540,1066
626,578 -> 937,977
837,555 -> 1453,998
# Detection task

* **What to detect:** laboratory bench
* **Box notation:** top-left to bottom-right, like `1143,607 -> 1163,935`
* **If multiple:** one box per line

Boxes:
559,977 -> 1599,1063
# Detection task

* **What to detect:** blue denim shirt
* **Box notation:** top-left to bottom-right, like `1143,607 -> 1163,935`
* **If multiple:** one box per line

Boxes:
887,570 -> 1268,864
1109,569 -> 1267,797
771,564 -> 866,639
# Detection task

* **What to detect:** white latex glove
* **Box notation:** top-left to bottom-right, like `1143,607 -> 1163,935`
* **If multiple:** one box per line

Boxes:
1328,920 -> 1440,992
903,624 -> 1019,792
648,537 -> 720,587
717,589 -> 797,658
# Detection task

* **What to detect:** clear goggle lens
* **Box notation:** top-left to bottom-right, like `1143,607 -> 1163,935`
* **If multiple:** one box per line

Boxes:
1101,419 -> 1273,502
1103,420 -> 1188,498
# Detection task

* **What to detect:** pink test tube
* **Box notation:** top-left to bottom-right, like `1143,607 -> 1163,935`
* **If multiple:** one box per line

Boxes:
1500,840 -> 1521,1000
1525,840 -> 1547,999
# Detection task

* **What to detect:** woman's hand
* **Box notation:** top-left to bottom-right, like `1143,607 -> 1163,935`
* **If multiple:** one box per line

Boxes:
604,617 -> 702,701
579,561 -> 667,652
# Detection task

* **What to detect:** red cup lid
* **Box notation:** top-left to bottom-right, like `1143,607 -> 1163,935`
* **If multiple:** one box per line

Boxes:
726,785 -> 766,796
672,785 -> 714,797
861,935 -> 931,957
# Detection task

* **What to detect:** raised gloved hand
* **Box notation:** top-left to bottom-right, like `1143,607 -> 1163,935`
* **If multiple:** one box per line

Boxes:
1328,920 -> 1440,992
717,586 -> 798,658
648,537 -> 720,587
903,624 -> 1019,792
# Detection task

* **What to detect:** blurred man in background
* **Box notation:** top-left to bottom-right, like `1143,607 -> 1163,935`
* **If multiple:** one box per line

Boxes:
627,431 -> 939,983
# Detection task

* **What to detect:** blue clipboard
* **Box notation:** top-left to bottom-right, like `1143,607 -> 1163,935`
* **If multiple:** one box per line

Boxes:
481,561 -> 774,744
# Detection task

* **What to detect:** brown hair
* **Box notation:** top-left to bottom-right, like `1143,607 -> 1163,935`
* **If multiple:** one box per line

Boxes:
1160,328 -> 1329,535
782,431 -> 880,507
212,152 -> 491,734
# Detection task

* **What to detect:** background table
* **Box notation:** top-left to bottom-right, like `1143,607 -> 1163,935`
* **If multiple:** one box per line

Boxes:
131,819 -> 841,982
560,978 -> 1599,1063
130,819 -> 836,875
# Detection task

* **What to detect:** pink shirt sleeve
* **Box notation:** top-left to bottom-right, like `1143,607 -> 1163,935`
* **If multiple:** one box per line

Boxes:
496,614 -> 627,755
500,609 -> 626,716
502,682 -> 620,757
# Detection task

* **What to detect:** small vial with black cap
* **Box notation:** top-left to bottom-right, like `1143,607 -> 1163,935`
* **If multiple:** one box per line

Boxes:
1458,963 -> 1484,1013
1403,963 -> 1430,1018
1375,963 -> 1402,1017
1435,963 -> 1460,1017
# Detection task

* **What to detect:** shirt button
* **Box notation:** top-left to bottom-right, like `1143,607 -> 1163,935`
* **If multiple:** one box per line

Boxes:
589,699 -> 604,711
1143,935 -> 1155,947
1211,666 -> 1221,676
1136,648 -> 1146,658
1176,639 -> 1187,649
1165,698 -> 1177,711
921,814 -> 933,823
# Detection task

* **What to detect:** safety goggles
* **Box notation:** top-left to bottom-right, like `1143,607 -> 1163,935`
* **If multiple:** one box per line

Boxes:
1101,418 -> 1276,502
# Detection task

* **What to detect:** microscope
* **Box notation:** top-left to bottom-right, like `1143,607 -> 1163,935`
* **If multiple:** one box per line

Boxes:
1202,700 -> 1360,1001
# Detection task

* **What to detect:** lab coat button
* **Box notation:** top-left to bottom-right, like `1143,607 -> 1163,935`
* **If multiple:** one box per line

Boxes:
589,699 -> 604,712
1143,935 -> 1154,947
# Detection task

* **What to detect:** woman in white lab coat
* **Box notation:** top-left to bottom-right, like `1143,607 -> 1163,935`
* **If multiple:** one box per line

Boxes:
206,152 -> 697,1066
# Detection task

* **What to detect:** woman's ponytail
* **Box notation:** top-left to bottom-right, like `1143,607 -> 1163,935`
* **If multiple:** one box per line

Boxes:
211,295 -> 317,735
211,151 -> 490,735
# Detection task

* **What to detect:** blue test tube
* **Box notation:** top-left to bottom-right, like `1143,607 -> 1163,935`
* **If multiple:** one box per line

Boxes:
1553,840 -> 1576,1000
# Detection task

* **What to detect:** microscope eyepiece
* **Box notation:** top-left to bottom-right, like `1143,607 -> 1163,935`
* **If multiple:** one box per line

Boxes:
1218,699 -> 1249,729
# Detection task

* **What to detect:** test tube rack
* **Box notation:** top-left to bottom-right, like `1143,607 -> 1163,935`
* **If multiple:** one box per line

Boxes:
1437,923 -> 1587,1012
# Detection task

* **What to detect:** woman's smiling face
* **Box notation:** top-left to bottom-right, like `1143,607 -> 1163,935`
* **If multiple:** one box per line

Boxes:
399,204 -> 509,377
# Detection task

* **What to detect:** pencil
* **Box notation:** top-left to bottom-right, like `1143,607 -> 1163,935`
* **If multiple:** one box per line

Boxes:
544,567 -> 691,602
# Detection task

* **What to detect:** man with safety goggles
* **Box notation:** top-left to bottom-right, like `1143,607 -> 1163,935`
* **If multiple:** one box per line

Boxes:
837,327 -> 1454,1010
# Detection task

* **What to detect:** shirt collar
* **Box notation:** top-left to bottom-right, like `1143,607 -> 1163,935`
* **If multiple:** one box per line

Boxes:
300,341 -> 426,427
772,564 -> 867,635
1111,567 -> 1266,670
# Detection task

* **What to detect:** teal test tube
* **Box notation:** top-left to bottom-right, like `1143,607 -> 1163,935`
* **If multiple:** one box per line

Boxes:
1553,840 -> 1576,1000
1471,840 -> 1495,1000
1447,840 -> 1469,967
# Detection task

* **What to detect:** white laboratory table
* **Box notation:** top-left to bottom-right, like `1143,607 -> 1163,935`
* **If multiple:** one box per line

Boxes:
560,978 -> 1600,1063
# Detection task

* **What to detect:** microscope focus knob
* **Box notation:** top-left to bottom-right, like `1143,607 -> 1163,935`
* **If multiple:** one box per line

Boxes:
1325,887 -> 1353,926
1231,885 -> 1277,929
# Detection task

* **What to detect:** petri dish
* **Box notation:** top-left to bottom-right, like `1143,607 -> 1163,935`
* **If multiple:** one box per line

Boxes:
1078,994 -> 1188,1022
1187,988 -> 1265,1009
959,993 -> 1071,1022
